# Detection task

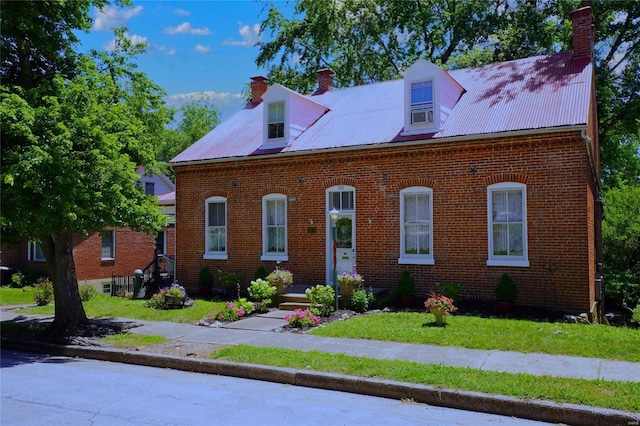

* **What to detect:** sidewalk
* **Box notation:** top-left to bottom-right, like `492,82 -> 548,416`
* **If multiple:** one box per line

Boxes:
2,308 -> 639,425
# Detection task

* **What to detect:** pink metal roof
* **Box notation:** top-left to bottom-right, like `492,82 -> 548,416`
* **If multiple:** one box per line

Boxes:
171,52 -> 592,165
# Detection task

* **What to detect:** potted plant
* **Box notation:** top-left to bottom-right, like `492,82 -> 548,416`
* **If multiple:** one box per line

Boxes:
337,271 -> 363,297
494,272 -> 519,314
198,267 -> 214,298
266,268 -> 293,294
424,291 -> 457,325
396,269 -> 416,308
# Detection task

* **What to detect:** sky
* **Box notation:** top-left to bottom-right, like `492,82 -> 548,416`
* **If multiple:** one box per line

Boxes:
77,1 -> 292,120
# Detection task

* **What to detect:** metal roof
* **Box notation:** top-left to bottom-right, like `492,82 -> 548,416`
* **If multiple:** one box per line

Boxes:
171,52 -> 592,165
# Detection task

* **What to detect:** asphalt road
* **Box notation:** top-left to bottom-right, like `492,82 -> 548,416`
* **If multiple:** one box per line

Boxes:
1,349 -> 552,426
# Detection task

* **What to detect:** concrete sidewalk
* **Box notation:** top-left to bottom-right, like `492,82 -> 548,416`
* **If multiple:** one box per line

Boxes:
2,308 -> 639,425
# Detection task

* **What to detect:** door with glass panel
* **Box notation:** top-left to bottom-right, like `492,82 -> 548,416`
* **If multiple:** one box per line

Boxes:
327,186 -> 356,283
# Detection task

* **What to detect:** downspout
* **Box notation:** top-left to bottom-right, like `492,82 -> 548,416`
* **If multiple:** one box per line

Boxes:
169,163 -> 178,286
580,129 -> 604,322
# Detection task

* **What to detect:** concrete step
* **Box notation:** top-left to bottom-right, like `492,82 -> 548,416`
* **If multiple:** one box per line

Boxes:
278,301 -> 312,311
279,293 -> 310,303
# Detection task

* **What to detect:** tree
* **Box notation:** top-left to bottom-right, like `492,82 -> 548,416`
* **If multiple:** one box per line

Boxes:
602,182 -> 640,307
158,99 -> 220,179
1,1 -> 170,340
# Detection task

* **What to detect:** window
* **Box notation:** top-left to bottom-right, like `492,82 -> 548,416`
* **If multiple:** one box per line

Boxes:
204,197 -> 227,259
267,102 -> 285,139
399,187 -> 434,265
487,183 -> 529,267
145,182 -> 155,195
410,80 -> 434,125
28,242 -> 46,262
328,189 -> 354,211
262,194 -> 288,261
155,230 -> 166,255
101,230 -> 115,260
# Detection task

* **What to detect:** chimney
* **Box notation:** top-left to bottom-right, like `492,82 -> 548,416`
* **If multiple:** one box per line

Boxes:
570,6 -> 594,60
250,76 -> 268,105
315,68 -> 335,95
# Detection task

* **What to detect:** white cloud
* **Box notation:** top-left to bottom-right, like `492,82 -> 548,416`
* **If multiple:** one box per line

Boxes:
223,23 -> 262,47
165,91 -> 245,121
104,32 -> 148,51
157,46 -> 177,56
174,8 -> 190,16
163,22 -> 211,36
194,44 -> 211,54
93,5 -> 143,31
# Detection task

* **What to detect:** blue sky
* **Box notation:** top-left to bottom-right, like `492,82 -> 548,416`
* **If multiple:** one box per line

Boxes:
78,1 -> 291,120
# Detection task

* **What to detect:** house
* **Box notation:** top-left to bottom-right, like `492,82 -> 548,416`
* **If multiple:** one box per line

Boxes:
170,7 -> 601,312
0,169 -> 176,294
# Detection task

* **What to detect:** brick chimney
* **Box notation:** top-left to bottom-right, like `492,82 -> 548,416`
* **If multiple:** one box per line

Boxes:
570,6 -> 594,60
250,76 -> 268,105
314,68 -> 335,95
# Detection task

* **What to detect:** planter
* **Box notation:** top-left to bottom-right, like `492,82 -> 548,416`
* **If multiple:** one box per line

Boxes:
165,295 -> 185,308
496,300 -> 514,315
430,307 -> 445,325
338,281 -> 355,297
397,295 -> 414,308
275,282 -> 287,294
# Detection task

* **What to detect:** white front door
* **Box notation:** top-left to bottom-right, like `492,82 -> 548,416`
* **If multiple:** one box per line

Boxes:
335,214 -> 355,276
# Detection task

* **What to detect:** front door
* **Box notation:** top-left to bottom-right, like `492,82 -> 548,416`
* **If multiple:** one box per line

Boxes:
335,214 -> 355,276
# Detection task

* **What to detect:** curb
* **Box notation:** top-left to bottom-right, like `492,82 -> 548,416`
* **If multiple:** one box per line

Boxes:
3,339 -> 639,426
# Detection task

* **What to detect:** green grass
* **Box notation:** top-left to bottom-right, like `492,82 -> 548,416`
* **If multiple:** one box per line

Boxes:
211,345 -> 640,413
0,286 -> 36,306
99,333 -> 167,348
16,293 -> 223,323
309,312 -> 640,362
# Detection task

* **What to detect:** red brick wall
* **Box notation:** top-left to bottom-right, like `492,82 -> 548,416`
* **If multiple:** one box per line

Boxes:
174,131 -> 597,311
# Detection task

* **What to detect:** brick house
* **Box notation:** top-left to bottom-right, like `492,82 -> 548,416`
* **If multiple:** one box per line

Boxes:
0,170 -> 176,293
170,7 -> 601,312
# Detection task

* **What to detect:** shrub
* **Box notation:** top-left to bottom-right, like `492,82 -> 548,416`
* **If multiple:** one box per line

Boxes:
208,298 -> 254,322
438,282 -> 462,300
305,284 -> 335,317
632,305 -> 640,327
396,270 -> 416,296
351,287 -> 375,313
217,270 -> 243,289
10,272 -> 25,288
248,278 -> 277,312
494,273 -> 518,301
285,309 -> 320,328
198,267 -> 214,289
253,265 -> 268,281
79,283 -> 97,302
32,278 -> 54,306
143,283 -> 188,310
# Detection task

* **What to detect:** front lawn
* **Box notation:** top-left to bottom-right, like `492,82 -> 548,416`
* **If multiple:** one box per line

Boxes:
0,286 -> 36,306
310,312 -> 640,362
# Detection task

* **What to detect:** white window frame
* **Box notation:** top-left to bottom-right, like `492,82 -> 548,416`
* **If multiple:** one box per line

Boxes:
261,194 -> 288,261
410,80 -> 434,125
266,101 -> 286,143
101,229 -> 115,261
28,241 -> 46,262
204,196 -> 228,260
398,187 -> 434,265
487,182 -> 529,267
155,230 -> 167,255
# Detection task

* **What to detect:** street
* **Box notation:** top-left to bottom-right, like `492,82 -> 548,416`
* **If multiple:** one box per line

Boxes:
1,349 -> 551,425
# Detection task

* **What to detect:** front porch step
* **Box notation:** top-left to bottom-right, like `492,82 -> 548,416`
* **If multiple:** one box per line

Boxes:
278,292 -> 311,311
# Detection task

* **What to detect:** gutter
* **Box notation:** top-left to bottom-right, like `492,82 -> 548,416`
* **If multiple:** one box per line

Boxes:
169,125 -> 589,168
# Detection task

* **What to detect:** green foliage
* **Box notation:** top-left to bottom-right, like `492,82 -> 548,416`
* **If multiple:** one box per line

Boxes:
208,298 -> 254,322
438,282 -> 462,300
350,287 -> 375,313
602,183 -> 640,306
79,283 -> 97,302
10,272 -> 25,288
217,270 -> 243,289
198,267 -> 214,288
253,265 -> 268,281
305,284 -> 335,317
32,278 -> 53,306
396,270 -> 416,297
285,309 -> 320,328
632,306 -> 640,326
248,278 -> 277,312
494,273 -> 518,302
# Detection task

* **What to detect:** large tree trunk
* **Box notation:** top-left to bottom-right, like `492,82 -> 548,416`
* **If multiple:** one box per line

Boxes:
39,230 -> 89,340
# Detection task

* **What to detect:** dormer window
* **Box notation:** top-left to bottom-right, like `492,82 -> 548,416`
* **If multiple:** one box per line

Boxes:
268,102 -> 285,139
410,80 -> 434,125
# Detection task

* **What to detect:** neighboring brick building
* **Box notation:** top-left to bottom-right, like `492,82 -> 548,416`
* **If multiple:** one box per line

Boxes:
0,170 -> 176,293
170,7 -> 601,312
